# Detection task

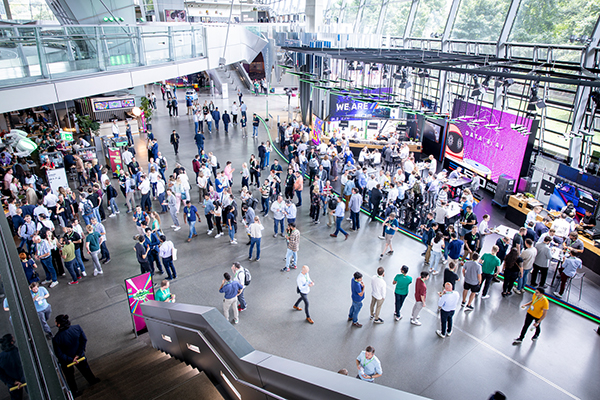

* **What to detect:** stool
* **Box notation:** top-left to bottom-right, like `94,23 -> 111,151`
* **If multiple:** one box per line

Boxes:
565,271 -> 585,302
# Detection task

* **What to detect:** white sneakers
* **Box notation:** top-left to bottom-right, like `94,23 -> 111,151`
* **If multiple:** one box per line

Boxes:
215,233 -> 223,238
49,281 -> 59,288
173,226 -> 181,231
207,229 -> 213,235
410,319 -> 422,326
109,214 -> 116,218
81,271 -> 87,277
230,240 -> 238,244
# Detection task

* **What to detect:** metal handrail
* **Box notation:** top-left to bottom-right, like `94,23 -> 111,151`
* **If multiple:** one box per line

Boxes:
140,314 -> 286,400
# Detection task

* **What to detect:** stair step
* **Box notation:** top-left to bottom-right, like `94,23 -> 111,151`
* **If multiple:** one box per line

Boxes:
154,371 -> 223,400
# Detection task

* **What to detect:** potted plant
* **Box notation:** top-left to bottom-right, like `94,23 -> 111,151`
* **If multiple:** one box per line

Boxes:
75,114 -> 100,144
140,97 -> 153,132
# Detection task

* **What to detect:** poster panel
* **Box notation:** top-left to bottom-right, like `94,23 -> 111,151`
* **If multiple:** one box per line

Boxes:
46,168 -> 68,195
125,272 -> 154,333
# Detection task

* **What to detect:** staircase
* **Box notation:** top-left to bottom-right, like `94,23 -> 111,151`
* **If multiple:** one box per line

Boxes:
79,336 -> 223,400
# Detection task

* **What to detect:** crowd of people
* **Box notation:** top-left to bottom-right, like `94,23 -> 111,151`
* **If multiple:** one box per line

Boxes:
1,84 -> 591,399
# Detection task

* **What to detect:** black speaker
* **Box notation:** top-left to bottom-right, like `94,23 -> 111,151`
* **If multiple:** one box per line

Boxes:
493,174 -> 516,207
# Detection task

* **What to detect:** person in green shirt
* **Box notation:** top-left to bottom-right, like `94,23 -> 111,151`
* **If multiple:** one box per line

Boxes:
155,280 -> 175,303
85,224 -> 103,276
392,265 -> 412,321
60,236 -> 80,285
480,245 -> 501,299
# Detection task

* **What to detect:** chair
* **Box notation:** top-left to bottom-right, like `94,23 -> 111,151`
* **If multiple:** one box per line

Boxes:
565,271 -> 585,302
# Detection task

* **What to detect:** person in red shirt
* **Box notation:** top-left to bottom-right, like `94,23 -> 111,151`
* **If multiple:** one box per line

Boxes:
411,271 -> 430,326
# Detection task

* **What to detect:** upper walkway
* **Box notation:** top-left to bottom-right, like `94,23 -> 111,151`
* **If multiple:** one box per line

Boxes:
0,23 -> 267,113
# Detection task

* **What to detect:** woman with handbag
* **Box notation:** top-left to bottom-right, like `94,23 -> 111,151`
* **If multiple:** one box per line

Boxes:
20,251 -> 40,284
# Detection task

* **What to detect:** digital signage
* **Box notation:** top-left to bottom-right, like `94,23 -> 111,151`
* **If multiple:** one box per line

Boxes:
329,94 -> 391,121
93,98 -> 135,112
446,99 -> 534,183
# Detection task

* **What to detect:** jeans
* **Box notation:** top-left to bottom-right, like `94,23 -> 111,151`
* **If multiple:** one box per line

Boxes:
141,193 -> 152,212
286,248 -> 297,269
100,241 -> 110,261
296,190 -> 302,206
350,210 -> 360,230
194,121 -> 199,134
348,300 -> 363,323
109,198 -> 119,214
93,206 -> 101,222
294,292 -> 310,318
249,237 -> 261,259
90,250 -> 102,273
207,121 -> 212,133
148,250 -> 163,274
237,288 -> 247,309
440,309 -> 455,335
158,192 -> 167,212
74,248 -> 86,273
37,304 -> 52,335
265,152 -> 270,166
253,125 -> 258,136
261,197 -> 269,215
188,220 -> 197,239
481,273 -> 494,296
274,218 -> 284,234
518,312 -> 541,340
334,216 -> 348,236
64,259 -> 79,282
517,269 -> 531,291
228,226 -> 236,241
394,293 -> 407,317
82,213 -> 93,226
162,256 -> 176,279
430,250 -> 443,272
40,256 -> 57,282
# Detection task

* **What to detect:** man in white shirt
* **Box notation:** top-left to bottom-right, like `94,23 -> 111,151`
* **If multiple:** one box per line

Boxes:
293,265 -> 314,324
248,216 -> 264,261
231,262 -> 247,311
122,148 -> 134,166
370,267 -> 386,324
138,175 -> 152,212
111,120 -> 120,138
231,101 -> 239,124
437,282 -> 460,338
550,213 -> 571,242
43,188 -> 59,217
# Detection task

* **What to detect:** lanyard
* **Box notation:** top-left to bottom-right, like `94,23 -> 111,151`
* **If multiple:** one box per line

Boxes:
531,295 -> 544,307
362,357 -> 374,368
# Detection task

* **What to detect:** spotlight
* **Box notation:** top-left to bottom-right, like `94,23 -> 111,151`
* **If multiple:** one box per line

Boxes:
529,83 -> 546,109
370,64 -> 379,71
347,61 -> 355,71
355,62 -> 364,71
481,76 -> 491,89
417,69 -> 429,78
503,78 -> 514,87
471,76 -> 482,97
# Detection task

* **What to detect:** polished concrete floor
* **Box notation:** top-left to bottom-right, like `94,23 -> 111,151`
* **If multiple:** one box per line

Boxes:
2,85 -> 599,400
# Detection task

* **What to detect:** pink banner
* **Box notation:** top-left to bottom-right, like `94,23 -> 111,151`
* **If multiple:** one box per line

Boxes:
125,272 -> 154,333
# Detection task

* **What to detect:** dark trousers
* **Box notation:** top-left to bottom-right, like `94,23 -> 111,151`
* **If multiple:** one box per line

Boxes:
394,293 -> 407,317
141,193 -> 152,212
295,190 -> 302,206
294,292 -> 310,318
531,264 -> 549,287
261,197 -> 269,215
371,202 -> 380,220
440,309 -> 455,335
100,242 -> 110,261
148,250 -> 163,274
172,142 -> 179,154
205,214 -> 214,231
350,210 -> 360,230
503,271 -> 518,293
140,261 -> 151,274
518,312 -> 541,340
481,273 -> 494,296
61,358 -> 96,393
162,256 -> 176,279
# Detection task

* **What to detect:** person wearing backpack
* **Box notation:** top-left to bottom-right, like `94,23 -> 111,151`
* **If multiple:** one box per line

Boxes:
80,194 -> 95,226
231,262 -> 249,312
157,152 -> 168,182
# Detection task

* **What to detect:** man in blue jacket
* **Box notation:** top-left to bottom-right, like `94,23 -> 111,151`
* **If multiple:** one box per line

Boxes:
0,334 -> 26,400
212,107 -> 221,132
52,315 -> 99,396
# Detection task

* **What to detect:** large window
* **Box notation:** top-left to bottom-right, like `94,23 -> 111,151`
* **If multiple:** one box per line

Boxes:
381,0 -> 412,37
341,0 -> 361,27
411,0 -> 452,38
5,0 -> 56,21
359,0 -> 383,34
509,0 -> 600,45
451,0 -> 511,42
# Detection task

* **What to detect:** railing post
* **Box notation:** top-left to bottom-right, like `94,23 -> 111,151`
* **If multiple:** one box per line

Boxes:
191,26 -> 197,58
137,26 -> 146,66
96,26 -> 106,71
34,27 -> 50,79
168,26 -> 174,61
12,27 -> 30,78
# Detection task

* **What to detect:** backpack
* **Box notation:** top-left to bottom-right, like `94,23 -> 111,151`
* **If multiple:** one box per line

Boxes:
328,196 -> 337,210
243,268 -> 252,286
246,197 -> 258,210
159,157 -> 167,169
83,200 -> 93,216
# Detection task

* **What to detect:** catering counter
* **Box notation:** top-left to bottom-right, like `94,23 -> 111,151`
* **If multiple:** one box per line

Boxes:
505,194 -> 600,273
321,136 -> 422,159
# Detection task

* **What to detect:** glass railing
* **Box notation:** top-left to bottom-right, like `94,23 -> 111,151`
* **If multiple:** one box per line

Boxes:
0,24 -> 206,87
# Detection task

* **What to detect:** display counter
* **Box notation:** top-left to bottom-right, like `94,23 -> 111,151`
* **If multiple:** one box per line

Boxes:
505,194 -> 600,273
321,136 -> 421,153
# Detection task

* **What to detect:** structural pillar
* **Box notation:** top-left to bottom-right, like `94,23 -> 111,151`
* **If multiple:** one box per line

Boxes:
305,0 -> 323,33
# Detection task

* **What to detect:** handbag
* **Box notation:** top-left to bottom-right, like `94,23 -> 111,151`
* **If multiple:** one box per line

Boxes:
181,192 -> 187,200
172,247 -> 178,261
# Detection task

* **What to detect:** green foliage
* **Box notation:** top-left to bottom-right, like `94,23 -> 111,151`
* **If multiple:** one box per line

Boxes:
382,1 -> 412,36
140,97 -> 154,123
412,0 -> 452,38
451,0 -> 511,41
75,114 -> 100,136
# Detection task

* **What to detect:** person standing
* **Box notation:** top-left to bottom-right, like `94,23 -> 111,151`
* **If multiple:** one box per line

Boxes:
219,272 -> 243,324
222,110 -> 230,133
281,223 -> 300,272
183,200 -> 200,243
410,271 -> 429,326
0,334 -> 26,400
437,282 -> 460,338
348,272 -> 365,328
226,205 -> 237,245
30,282 -> 53,339
501,248 -> 522,297
293,171 -> 303,206
252,113 -> 259,138
52,315 -> 99,396
170,130 -> 180,155
293,265 -> 314,324
212,107 -> 221,132
461,253 -> 482,311
33,235 -> 58,287
480,245 -> 501,299
379,212 -> 399,260
512,287 -> 549,345
348,187 -> 362,231
355,346 -> 382,382
60,236 -> 80,285
330,196 -> 349,240
531,236 -> 553,288
392,265 -> 412,321
163,190 -> 181,231
369,267 -> 386,324
85,224 -> 103,276
516,238 -> 537,294
248,216 -> 263,261
229,262 -> 248,312
134,236 -> 150,274
159,235 -> 177,280
270,195 -> 285,237
231,101 -> 239,124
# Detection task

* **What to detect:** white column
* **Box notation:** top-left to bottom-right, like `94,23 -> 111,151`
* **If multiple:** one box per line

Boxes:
305,0 -> 324,32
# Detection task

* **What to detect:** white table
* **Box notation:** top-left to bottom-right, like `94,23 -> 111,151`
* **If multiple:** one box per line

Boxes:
493,225 -> 520,240
446,201 -> 462,219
